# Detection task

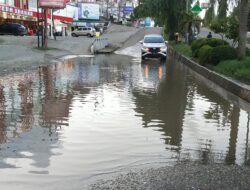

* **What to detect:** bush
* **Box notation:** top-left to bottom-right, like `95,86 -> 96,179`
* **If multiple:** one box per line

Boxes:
197,45 -> 213,65
191,38 -> 228,57
191,38 -> 208,57
209,45 -> 237,65
208,38 -> 229,47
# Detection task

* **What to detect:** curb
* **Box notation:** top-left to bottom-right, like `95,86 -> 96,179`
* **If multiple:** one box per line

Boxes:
170,47 -> 250,103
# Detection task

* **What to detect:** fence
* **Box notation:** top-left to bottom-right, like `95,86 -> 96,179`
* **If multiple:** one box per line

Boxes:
90,37 -> 108,53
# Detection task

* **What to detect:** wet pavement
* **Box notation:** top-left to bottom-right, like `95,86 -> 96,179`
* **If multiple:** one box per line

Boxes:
0,53 -> 250,189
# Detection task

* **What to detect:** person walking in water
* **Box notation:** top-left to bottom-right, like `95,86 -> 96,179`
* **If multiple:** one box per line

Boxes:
207,31 -> 212,38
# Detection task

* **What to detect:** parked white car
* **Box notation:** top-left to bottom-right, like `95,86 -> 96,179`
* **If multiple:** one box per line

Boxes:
71,27 -> 96,37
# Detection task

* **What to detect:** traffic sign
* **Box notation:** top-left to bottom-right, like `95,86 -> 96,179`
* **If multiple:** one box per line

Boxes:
191,4 -> 202,16
122,6 -> 134,14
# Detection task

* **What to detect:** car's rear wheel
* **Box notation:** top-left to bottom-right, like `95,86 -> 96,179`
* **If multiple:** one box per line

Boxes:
72,33 -> 77,37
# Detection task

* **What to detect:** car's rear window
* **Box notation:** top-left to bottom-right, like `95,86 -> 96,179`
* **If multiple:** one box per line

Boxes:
144,36 -> 164,43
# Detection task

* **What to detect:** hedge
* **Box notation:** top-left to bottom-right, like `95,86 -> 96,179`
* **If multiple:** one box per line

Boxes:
209,45 -> 237,65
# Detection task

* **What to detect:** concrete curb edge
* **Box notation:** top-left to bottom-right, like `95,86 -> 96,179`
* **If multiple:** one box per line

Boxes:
170,47 -> 250,103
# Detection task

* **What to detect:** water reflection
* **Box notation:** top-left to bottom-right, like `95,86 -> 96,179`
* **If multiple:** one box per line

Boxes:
18,79 -> 34,133
0,54 -> 249,189
0,83 -> 6,144
134,60 -> 186,148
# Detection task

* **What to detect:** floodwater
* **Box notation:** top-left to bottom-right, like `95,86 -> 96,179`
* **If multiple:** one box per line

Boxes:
0,54 -> 250,189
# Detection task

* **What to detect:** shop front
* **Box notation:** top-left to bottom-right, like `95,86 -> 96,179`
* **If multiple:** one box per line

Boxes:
0,4 -> 37,33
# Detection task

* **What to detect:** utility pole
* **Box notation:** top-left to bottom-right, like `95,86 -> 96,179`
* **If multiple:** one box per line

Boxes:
185,0 -> 190,44
118,0 -> 125,23
44,8 -> 48,48
37,0 -> 40,48
50,9 -> 54,40
186,0 -> 189,13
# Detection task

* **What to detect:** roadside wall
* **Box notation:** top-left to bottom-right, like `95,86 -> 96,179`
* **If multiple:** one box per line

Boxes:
169,47 -> 250,103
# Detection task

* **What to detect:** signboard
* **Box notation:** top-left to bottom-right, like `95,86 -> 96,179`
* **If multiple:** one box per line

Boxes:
122,6 -> 134,14
201,3 -> 210,9
78,3 -> 100,20
53,4 -> 76,18
144,17 -> 151,28
39,0 -> 67,9
191,4 -> 202,16
0,4 -> 33,16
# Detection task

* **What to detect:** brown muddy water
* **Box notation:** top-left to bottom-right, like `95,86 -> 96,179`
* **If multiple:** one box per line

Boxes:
0,54 -> 250,189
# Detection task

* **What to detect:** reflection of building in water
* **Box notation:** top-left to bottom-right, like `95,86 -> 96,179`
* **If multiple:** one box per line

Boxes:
18,80 -> 34,133
0,84 -> 6,144
39,65 -> 73,130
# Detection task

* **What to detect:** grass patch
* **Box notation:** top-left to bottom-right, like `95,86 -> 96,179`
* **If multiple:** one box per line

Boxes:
171,43 -> 192,58
213,57 -> 250,83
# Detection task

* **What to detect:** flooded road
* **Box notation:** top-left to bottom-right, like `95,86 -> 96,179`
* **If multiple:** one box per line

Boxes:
0,54 -> 250,189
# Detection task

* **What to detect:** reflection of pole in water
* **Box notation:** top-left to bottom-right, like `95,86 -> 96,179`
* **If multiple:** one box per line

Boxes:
18,79 -> 34,132
0,83 -> 6,144
245,114 -> 250,165
144,64 -> 149,79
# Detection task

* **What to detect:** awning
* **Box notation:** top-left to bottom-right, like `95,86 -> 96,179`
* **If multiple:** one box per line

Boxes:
47,19 -> 67,27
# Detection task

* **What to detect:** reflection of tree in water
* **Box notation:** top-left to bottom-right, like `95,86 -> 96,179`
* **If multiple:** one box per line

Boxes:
132,60 -> 188,148
186,71 -> 241,164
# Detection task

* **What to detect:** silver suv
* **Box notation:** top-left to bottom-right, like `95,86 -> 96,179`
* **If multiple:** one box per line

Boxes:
72,27 -> 96,37
140,34 -> 167,60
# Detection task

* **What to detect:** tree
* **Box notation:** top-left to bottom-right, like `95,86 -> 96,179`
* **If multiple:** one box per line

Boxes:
238,0 -> 249,60
210,19 -> 227,41
218,0 -> 228,19
133,0 -> 187,40
204,0 -> 216,26
225,7 -> 240,47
